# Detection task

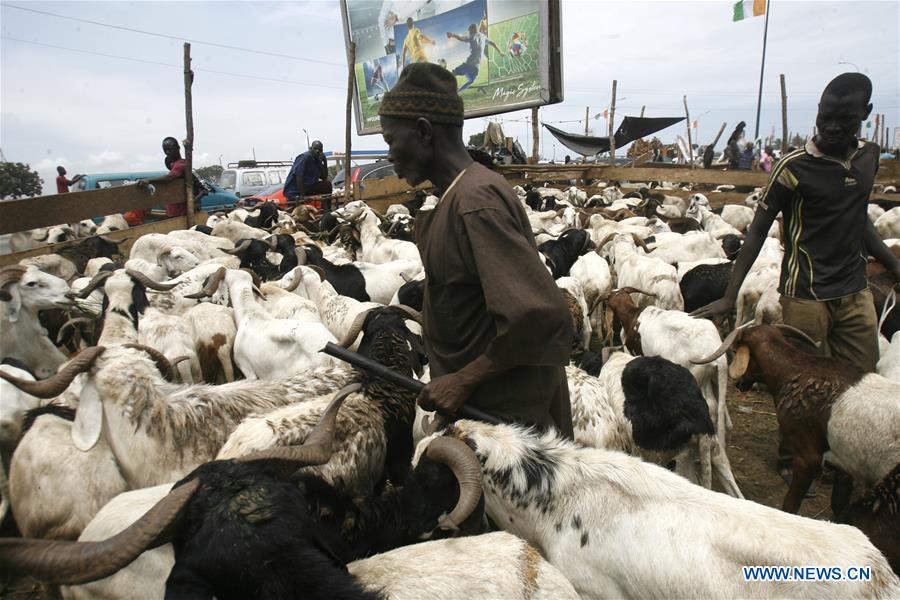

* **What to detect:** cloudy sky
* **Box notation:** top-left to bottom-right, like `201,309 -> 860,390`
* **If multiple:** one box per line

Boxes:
2,0 -> 897,194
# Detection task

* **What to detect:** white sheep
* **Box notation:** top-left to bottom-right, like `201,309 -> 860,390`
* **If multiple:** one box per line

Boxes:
874,206 -> 900,239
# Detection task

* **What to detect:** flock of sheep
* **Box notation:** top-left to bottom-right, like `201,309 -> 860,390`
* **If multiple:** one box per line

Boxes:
0,176 -> 898,599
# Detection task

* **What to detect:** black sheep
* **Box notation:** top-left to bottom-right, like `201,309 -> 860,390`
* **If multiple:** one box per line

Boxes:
396,278 -> 424,312
269,234 -> 298,274
572,350 -> 603,377
58,235 -> 122,274
720,233 -> 743,261
621,356 -> 715,452
242,202 -> 279,229
537,229 -> 594,279
679,262 -> 734,313
225,238 -> 281,281
837,463 -> 899,575
298,243 -> 370,301
402,190 -> 427,217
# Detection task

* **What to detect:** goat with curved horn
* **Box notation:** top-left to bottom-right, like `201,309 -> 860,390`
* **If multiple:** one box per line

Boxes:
773,323 -> 820,350
0,346 -> 106,398
182,267 -> 227,300
337,308 -> 378,348
56,317 -> 94,344
613,287 -> 658,298
121,343 -> 179,382
691,323 -> 755,365
0,265 -> 27,301
295,247 -> 308,266
391,304 -> 422,323
0,479 -> 199,585
423,437 -> 484,531
629,233 -> 651,253
125,269 -> 180,291
236,382 -> 362,475
283,266 -> 304,292
596,233 -> 617,251
76,270 -> 115,299
222,239 -> 253,255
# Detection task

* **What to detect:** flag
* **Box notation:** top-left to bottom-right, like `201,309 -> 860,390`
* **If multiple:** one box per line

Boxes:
733,0 -> 766,21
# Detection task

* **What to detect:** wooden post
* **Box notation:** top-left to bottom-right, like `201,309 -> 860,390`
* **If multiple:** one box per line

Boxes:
683,95 -> 694,168
584,106 -> 590,136
632,105 -> 646,167
531,106 -> 539,164
608,81 -> 617,166
183,43 -> 195,227
780,74 -> 788,155
344,42 -> 355,205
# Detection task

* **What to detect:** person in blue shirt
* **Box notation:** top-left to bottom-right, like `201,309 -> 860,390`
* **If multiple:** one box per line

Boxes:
284,140 -> 331,206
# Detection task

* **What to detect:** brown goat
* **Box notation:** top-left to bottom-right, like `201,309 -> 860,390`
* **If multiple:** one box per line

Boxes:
837,462 -> 900,576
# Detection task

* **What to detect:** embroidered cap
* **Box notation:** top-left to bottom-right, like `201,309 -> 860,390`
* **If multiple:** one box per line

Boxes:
378,63 -> 464,126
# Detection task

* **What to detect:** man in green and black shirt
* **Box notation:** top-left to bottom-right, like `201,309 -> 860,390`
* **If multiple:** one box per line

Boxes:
693,72 -> 900,372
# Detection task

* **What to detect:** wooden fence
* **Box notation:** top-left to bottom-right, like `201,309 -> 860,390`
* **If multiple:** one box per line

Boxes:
3,160 -> 898,267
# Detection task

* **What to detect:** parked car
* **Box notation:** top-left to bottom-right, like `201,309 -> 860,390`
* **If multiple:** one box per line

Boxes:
198,179 -> 241,211
244,183 -> 287,209
220,160 -> 293,198
332,160 -> 395,192
71,171 -> 167,192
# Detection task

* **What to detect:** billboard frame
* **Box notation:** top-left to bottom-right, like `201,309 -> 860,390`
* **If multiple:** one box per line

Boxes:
339,0 -> 563,135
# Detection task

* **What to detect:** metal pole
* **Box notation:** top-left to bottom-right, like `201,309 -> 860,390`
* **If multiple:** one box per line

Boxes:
780,73 -> 788,155
585,106 -> 590,136
345,42 -> 355,205
531,106 -> 540,163
753,0 -> 771,140
683,95 -> 694,168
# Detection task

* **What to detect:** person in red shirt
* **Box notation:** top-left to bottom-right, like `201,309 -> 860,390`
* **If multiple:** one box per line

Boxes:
55,166 -> 83,193
135,136 -> 189,218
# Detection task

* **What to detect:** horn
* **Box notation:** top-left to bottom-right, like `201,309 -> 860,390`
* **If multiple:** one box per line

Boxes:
596,232 -> 617,250
236,382 -> 362,475
125,269 -> 179,291
295,247 -> 308,265
337,308 -> 377,348
424,437 -> 484,531
309,265 -> 326,281
0,266 -> 27,301
691,322 -> 754,365
613,287 -> 657,298
222,239 -> 253,255
283,267 -> 303,292
399,272 -> 414,284
0,479 -> 199,585
391,304 -> 422,323
97,234 -> 129,245
386,220 -> 402,236
239,268 -> 263,290
629,233 -> 651,252
0,346 -> 105,398
773,324 -> 820,349
76,270 -> 115,299
183,266 -> 227,299
56,317 -> 94,344
343,207 -> 365,222
121,344 -> 178,382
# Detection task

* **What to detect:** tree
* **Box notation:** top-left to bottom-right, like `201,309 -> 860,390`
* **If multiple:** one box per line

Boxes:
467,132 -> 485,147
0,162 -> 43,199
195,164 -> 223,183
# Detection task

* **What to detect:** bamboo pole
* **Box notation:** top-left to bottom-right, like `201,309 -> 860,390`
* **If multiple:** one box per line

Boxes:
183,43 -> 195,227
780,74 -> 788,155
531,106 -> 539,164
585,106 -> 590,136
608,81 -> 617,166
683,95 -> 694,168
344,42 -> 355,205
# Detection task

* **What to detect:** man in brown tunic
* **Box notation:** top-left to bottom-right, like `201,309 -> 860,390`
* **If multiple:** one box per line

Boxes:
379,63 -> 574,436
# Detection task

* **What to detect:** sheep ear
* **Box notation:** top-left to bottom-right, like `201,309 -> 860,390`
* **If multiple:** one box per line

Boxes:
72,379 -> 103,451
729,346 -> 750,380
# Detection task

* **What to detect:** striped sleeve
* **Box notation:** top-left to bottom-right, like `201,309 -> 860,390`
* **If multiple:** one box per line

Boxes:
757,149 -> 804,214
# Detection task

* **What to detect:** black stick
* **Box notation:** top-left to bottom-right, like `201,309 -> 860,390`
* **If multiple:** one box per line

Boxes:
321,342 -> 503,425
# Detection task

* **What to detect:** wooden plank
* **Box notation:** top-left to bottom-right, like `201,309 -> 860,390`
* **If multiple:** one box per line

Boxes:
360,175 -> 431,199
497,165 -> 770,186
0,215 -> 190,267
0,182 -> 185,235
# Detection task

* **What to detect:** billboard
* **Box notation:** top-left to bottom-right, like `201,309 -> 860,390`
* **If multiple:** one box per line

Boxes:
340,0 -> 563,135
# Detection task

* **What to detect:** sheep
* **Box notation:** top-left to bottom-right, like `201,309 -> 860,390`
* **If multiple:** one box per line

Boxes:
557,277 -> 591,356
183,302 -> 237,383
54,235 -> 124,275
411,422 -> 900,599
19,253 -> 79,283
565,365 -> 635,453
343,203 -> 421,264
10,404 -> 128,540
220,237 -> 282,281
602,233 -> 684,311
217,305 -> 426,496
869,203 -> 886,223
621,355 -> 740,496
836,463 -> 899,575
185,267 -> 338,379
568,250 -> 613,341
693,323 -> 900,513
0,359 -> 40,525
390,272 -> 425,311
138,307 -> 202,384
0,265 -> 75,379
875,207 -> 900,239
0,386 -> 381,600
679,261 -> 734,313
877,330 -> 900,382
538,229 -> 594,278
0,343 -> 354,491
352,258 -> 423,305
260,274 -> 321,322
719,204 -> 755,233
687,202 -> 744,239
130,232 -> 230,270
646,231 -> 727,265
95,214 -> 130,235
297,242 -> 370,301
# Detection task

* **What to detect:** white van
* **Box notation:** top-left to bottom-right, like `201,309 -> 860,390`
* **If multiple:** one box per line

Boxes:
220,160 -> 293,197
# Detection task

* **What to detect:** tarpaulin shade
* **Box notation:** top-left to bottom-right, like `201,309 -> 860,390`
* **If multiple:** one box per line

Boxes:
543,116 -> 685,156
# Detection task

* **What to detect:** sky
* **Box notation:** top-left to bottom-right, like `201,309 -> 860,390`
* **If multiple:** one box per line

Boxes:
1,0 -> 898,195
